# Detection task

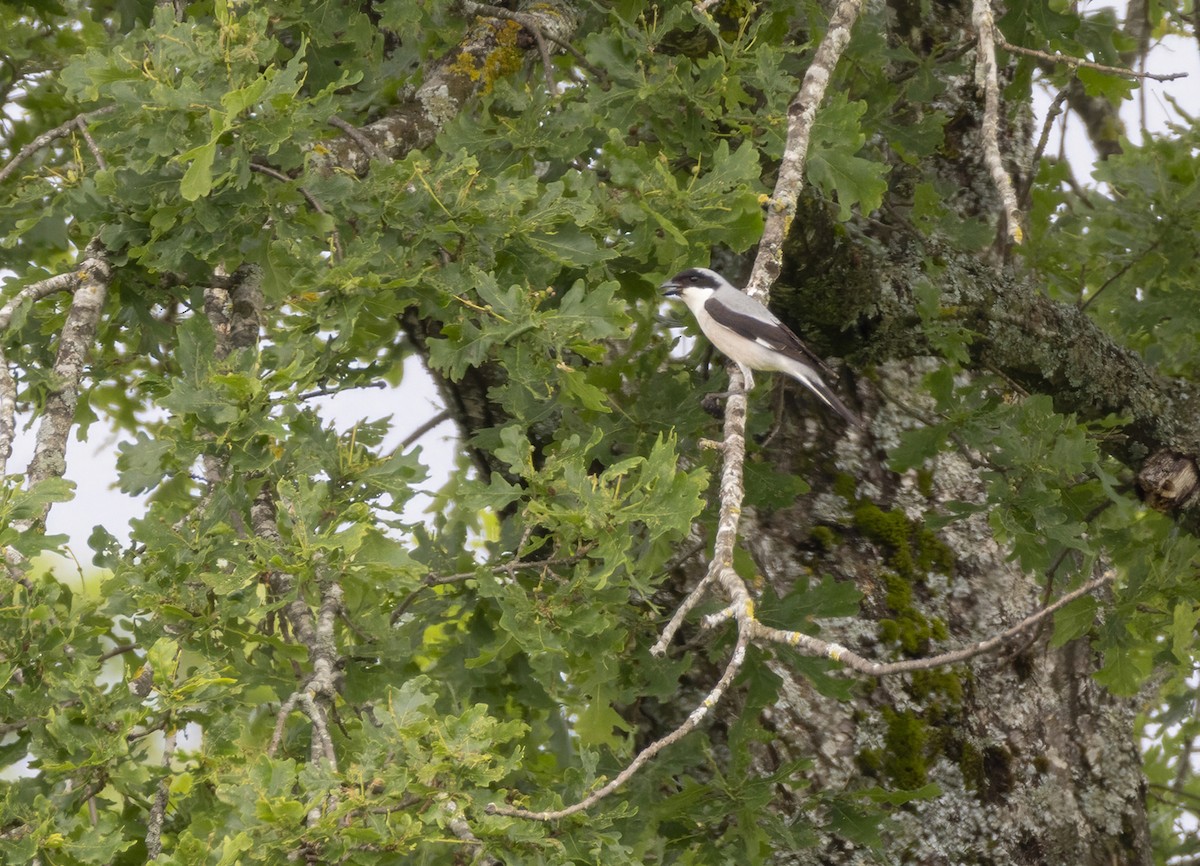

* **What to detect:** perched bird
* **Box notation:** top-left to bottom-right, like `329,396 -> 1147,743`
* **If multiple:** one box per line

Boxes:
661,267 -> 861,428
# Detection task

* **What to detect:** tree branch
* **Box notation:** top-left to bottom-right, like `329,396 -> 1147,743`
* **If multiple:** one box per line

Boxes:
747,0 -> 865,299
145,726 -> 176,860
315,1 -> 577,176
445,799 -> 504,866
268,581 -> 344,779
296,380 -> 388,401
249,163 -> 343,260
74,115 -> 107,170
998,37 -> 1187,82
752,570 -> 1114,674
488,628 -> 751,820
21,240 -> 112,529
0,106 -> 116,186
327,115 -> 390,164
973,0 -> 1023,245
391,545 -> 592,623
1019,85 -> 1070,208
399,408 -> 453,451
0,271 -> 80,476
462,0 -> 605,86
461,0 -> 557,94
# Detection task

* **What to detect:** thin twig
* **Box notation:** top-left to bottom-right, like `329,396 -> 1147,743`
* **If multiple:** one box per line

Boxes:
296,380 -> 388,401
0,106 -> 116,186
753,570 -> 1114,675
997,37 -> 1188,82
269,693 -> 301,756
872,380 -> 990,470
249,162 -> 344,260
400,408 -> 453,451
973,0 -> 1023,245
98,643 -> 138,664
650,569 -> 718,656
1079,239 -> 1161,312
127,719 -> 169,743
74,116 -> 107,171
1006,504 -> 1112,659
1019,85 -> 1070,208
489,628 -> 751,820
391,547 -> 591,623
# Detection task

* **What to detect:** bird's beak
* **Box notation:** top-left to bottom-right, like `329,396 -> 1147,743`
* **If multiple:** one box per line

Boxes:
660,279 -> 680,297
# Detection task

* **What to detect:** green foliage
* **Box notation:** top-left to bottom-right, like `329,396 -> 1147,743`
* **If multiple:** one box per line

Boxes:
4,0 -> 1200,861
807,95 -> 890,220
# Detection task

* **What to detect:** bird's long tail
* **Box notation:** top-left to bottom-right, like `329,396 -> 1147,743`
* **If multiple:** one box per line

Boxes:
784,361 -> 863,429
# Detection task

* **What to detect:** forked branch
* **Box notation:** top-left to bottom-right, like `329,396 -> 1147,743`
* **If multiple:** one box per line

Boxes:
497,0 -> 866,821
493,0 -> 1119,823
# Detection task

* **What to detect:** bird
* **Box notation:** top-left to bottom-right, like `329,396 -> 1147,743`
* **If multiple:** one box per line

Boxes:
660,267 -> 861,428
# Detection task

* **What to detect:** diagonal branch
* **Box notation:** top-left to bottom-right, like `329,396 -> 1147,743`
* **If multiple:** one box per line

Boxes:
327,115 -> 390,164
1019,85 -> 1070,208
74,115 -> 107,170
0,106 -> 116,186
746,0 -> 865,300
488,627 -> 751,820
391,544 -> 591,623
20,240 -> 112,529
998,37 -> 1187,82
751,569 -> 1114,674
249,162 -> 343,260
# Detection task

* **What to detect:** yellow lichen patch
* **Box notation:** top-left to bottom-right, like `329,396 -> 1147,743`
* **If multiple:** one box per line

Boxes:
448,50 -> 482,82
478,20 -> 525,93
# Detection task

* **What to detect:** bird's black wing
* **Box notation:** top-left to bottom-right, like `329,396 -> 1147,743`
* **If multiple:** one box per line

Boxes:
704,296 -> 838,377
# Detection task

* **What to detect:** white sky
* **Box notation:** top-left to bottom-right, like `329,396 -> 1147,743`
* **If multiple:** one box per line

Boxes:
8,355 -> 452,560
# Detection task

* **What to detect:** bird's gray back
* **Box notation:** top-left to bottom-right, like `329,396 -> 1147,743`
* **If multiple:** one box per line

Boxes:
714,284 -> 776,320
